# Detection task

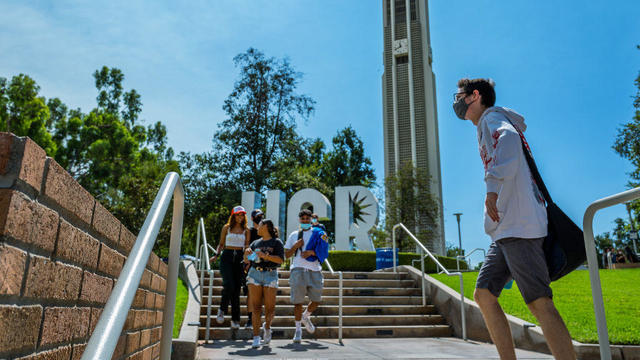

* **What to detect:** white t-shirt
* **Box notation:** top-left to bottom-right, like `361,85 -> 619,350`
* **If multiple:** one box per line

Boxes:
285,229 -> 322,271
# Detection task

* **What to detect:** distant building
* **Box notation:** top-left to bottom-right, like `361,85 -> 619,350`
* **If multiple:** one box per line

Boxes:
382,0 -> 444,254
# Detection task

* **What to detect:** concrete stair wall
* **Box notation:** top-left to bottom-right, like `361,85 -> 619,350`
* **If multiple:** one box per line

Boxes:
197,269 -> 452,340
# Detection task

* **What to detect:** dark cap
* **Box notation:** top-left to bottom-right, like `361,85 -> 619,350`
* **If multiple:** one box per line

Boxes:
251,209 -> 264,219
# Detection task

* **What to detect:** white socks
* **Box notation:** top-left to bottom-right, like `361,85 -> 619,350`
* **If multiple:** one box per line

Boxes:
295,320 -> 302,330
302,310 -> 310,318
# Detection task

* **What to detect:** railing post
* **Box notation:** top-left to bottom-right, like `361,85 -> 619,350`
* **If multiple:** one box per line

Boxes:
392,226 -> 397,273
420,248 -> 426,307
585,205 -> 612,360
195,220 -> 201,264
459,273 -> 466,340
159,186 -> 185,359
339,271 -> 343,344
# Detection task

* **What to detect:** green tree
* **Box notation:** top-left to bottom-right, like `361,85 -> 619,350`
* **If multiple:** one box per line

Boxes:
613,45 -> 640,230
385,162 -> 439,251
320,126 -> 377,198
0,74 -> 57,155
213,48 -> 315,192
2,67 -> 178,256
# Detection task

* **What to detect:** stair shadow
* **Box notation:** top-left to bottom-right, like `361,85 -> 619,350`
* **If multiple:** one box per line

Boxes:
228,345 -> 278,357
277,340 -> 330,352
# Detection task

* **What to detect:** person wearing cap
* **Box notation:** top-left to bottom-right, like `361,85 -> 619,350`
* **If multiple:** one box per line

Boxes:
211,206 -> 250,329
242,209 -> 264,329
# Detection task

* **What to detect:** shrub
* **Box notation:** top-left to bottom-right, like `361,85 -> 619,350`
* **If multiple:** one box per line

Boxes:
322,250 -> 467,272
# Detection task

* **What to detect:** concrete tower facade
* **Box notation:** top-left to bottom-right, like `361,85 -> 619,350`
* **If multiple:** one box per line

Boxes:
382,0 -> 445,254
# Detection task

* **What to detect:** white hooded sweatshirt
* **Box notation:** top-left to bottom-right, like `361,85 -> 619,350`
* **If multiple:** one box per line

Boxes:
477,106 -> 547,241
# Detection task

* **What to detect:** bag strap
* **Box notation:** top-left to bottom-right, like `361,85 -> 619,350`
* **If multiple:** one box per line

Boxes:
504,119 -> 553,204
296,229 -> 304,255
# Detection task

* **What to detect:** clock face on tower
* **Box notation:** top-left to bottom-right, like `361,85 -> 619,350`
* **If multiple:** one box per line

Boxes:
393,38 -> 408,56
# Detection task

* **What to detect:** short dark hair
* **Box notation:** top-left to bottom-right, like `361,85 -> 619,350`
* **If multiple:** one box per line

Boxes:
311,213 -> 319,219
457,78 -> 496,107
299,209 -> 313,218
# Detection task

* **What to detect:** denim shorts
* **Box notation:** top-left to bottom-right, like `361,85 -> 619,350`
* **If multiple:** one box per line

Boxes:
247,267 -> 279,288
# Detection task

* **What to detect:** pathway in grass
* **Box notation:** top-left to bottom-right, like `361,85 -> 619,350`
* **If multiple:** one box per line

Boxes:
431,269 -> 640,345
172,277 -> 189,338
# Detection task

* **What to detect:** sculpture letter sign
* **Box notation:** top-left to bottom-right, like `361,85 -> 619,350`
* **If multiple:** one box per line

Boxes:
241,186 -> 378,251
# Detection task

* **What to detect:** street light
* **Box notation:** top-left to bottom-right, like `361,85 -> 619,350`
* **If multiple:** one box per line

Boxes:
453,212 -> 463,255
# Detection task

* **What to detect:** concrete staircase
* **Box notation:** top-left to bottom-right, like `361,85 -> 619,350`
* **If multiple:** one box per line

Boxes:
196,269 -> 452,340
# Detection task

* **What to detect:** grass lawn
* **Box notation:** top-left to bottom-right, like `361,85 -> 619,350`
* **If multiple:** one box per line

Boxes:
431,269 -> 640,345
172,277 -> 189,338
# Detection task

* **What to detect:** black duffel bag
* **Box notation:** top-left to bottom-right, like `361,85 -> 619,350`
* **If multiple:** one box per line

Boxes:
509,121 -> 586,281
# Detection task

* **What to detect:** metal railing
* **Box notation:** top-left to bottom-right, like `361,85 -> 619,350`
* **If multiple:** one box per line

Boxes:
81,172 -> 184,360
456,248 -> 486,271
583,186 -> 640,360
195,217 -> 216,342
392,223 -> 467,340
323,258 -> 343,344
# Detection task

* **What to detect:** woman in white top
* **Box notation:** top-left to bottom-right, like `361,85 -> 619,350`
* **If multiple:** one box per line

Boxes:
211,206 -> 250,329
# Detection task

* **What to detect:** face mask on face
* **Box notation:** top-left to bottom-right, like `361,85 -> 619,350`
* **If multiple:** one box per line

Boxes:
311,218 -> 318,224
300,223 -> 312,230
453,94 -> 475,120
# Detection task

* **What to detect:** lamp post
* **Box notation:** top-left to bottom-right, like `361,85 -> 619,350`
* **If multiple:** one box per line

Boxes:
453,213 -> 463,270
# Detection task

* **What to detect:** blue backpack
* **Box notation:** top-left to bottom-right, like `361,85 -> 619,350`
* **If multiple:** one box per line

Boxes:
303,227 -> 330,263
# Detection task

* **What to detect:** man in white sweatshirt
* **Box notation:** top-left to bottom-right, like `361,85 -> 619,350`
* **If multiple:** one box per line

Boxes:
453,78 -> 575,360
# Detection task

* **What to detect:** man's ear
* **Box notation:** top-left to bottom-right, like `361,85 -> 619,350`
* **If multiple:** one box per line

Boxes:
473,89 -> 481,101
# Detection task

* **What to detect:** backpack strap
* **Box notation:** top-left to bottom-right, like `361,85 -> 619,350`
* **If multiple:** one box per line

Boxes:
504,119 -> 553,204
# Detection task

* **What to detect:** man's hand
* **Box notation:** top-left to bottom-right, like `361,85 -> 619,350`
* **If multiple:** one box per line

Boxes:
209,255 -> 218,263
485,192 -> 500,222
301,250 -> 316,259
294,239 -> 304,250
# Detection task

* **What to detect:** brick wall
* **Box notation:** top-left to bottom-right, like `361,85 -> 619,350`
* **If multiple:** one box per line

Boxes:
0,133 -> 169,360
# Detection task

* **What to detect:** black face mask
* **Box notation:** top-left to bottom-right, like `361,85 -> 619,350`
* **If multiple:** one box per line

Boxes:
453,94 -> 475,120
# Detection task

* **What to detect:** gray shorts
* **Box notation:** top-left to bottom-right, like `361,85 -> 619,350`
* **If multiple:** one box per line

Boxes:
476,237 -> 552,304
289,268 -> 323,304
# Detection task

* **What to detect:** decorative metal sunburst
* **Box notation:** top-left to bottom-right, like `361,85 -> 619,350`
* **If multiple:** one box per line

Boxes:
350,191 -> 373,226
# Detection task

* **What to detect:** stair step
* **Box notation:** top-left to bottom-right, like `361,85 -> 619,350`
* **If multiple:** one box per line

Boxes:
200,295 -> 426,306
201,278 -> 416,288
200,314 -> 446,327
197,270 -> 409,280
198,325 -> 452,340
199,304 -> 438,316
202,287 -> 421,296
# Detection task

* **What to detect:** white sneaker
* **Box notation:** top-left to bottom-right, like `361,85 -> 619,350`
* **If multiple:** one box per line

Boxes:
301,312 -> 316,334
231,320 -> 240,329
292,327 -> 302,343
251,335 -> 261,349
262,322 -> 272,344
216,309 -> 224,324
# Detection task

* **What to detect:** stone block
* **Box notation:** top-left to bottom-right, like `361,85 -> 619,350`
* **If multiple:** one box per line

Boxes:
0,133 -> 47,192
92,201 -> 120,245
56,220 -> 100,269
0,305 -> 42,354
89,307 -> 103,335
43,159 -> 94,225
80,271 -> 113,304
16,345 -> 72,360
40,306 -> 90,346
126,331 -> 141,354
0,244 -> 27,295
119,226 -> 137,254
24,256 -> 82,301
98,244 -> 125,278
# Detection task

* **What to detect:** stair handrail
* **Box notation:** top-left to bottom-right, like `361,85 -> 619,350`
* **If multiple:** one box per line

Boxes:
583,187 -> 640,360
324,258 -> 343,344
456,248 -> 486,271
392,223 -> 467,340
195,217 -> 215,342
81,172 -> 184,360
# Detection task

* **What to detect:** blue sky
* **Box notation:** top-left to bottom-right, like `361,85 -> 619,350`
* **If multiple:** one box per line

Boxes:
1,0 -> 639,264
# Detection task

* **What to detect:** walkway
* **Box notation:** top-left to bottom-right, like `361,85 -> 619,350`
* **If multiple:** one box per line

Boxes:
196,337 -> 552,359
